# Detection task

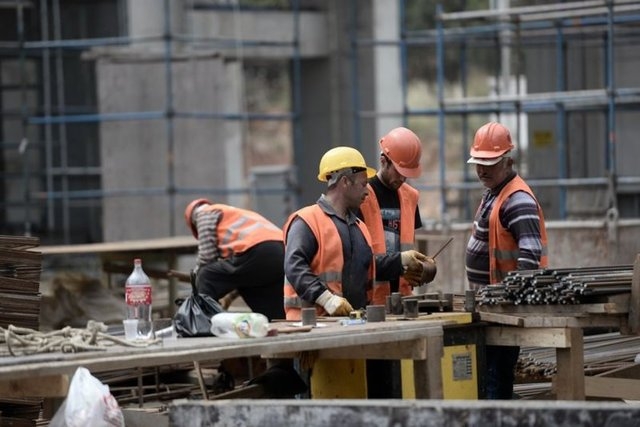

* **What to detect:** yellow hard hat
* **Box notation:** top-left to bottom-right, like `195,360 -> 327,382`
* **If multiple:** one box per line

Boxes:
317,146 -> 376,182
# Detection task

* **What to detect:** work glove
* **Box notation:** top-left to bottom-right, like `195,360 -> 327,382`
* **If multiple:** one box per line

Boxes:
400,249 -> 427,286
401,249 -> 428,271
315,290 -> 353,316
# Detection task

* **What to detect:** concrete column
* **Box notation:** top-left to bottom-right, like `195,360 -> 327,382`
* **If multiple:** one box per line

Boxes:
127,0 -> 185,51
372,0 -> 404,146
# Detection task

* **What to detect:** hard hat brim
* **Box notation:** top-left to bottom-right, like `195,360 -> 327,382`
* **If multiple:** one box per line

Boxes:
467,156 -> 505,166
318,165 -> 377,182
392,162 -> 422,178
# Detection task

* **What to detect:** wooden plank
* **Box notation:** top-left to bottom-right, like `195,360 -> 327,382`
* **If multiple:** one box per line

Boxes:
629,253 -> 640,334
268,339 -> 428,360
0,375 -> 69,398
585,376 -> 640,400
555,328 -> 585,400
486,327 -> 571,347
413,335 -> 443,399
38,235 -> 197,255
478,311 -> 525,326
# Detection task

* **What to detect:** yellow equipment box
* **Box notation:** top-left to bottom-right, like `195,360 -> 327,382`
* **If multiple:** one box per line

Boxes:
309,312 -> 485,399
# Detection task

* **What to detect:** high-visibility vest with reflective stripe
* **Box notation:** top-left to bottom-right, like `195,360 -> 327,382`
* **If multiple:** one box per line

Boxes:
488,175 -> 548,284
200,204 -> 283,258
360,183 -> 419,303
283,205 -> 374,321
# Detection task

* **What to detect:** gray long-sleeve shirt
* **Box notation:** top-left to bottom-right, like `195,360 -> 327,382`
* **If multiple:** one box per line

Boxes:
284,195 -> 373,310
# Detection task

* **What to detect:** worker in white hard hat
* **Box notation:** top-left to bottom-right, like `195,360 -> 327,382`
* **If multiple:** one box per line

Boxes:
465,121 -> 548,399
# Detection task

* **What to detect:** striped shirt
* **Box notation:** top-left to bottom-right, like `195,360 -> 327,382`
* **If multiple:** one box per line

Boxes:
465,173 -> 544,287
194,206 -> 222,266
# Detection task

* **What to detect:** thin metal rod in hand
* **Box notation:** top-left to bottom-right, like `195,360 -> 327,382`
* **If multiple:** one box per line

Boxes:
430,236 -> 454,259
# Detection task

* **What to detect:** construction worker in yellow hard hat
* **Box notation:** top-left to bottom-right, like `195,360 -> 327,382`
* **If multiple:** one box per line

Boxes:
283,146 -> 376,321
184,199 -> 285,321
465,121 -> 548,400
281,146 -> 377,398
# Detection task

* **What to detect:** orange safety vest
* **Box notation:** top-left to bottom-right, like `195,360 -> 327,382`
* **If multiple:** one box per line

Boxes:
359,183 -> 419,303
282,205 -> 374,321
200,204 -> 283,258
488,175 -> 549,284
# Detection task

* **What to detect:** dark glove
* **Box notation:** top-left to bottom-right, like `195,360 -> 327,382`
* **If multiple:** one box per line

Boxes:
421,257 -> 437,284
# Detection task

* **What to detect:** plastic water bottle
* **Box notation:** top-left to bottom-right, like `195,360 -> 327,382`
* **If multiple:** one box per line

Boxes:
125,258 -> 153,339
210,313 -> 269,338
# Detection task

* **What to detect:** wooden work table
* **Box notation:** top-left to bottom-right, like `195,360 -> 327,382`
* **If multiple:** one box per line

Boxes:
478,300 -> 630,400
0,318 -> 445,400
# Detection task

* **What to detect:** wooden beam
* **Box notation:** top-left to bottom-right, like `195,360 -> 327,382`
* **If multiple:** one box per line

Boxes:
555,328 -> 585,400
486,327 -> 571,347
585,377 -> 640,400
0,374 -> 69,397
267,339 -> 428,360
629,253 -> 640,334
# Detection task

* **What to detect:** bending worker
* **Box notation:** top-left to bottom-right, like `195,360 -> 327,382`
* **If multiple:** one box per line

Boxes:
283,146 -> 377,320
465,122 -> 548,399
184,199 -> 285,321
359,126 -> 437,305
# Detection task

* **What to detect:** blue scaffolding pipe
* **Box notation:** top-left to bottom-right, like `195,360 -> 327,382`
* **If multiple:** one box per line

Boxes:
606,1 -> 617,179
26,110 -> 294,125
29,185 -> 294,201
400,0 -> 409,128
349,0 -> 362,150
163,0 -> 177,236
555,22 -> 568,219
291,0 -> 302,211
435,3 -> 447,218
21,35 -> 295,51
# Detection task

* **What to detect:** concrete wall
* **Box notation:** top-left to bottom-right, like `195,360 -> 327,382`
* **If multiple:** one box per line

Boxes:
95,52 -> 239,241
169,399 -> 640,427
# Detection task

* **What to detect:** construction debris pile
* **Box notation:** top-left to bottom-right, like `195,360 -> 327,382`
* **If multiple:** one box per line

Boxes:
478,265 -> 633,305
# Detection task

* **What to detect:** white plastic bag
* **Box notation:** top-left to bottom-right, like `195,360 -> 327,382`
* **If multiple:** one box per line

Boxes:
50,367 -> 124,427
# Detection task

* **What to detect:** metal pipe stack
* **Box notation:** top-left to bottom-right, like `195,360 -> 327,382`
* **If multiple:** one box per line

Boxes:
477,265 -> 633,306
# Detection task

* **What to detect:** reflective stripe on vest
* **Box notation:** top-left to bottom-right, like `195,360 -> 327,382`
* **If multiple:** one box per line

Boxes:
360,184 -> 419,303
282,205 -> 373,320
488,175 -> 549,284
202,204 -> 282,258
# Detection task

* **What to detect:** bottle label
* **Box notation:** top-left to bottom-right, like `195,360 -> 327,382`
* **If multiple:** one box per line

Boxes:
126,284 -> 152,305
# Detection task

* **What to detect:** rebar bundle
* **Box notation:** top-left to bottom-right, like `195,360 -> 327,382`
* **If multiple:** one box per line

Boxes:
478,265 -> 633,305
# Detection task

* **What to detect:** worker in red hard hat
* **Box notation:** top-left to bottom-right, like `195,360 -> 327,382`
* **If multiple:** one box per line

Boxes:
359,127 -> 436,305
465,121 -> 548,399
184,199 -> 285,321
358,126 -> 436,399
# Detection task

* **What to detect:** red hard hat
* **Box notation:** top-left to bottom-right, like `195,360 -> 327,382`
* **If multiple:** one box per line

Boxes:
184,198 -> 212,238
468,122 -> 514,164
379,127 -> 422,178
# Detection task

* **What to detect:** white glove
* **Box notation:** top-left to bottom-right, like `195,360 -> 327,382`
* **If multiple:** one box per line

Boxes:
316,290 -> 353,316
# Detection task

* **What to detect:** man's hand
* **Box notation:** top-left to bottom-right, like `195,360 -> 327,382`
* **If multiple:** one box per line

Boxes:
401,250 -> 427,282
401,250 -> 428,270
316,290 -> 354,316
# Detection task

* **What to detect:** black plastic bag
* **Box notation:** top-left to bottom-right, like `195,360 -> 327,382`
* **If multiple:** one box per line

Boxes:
173,271 -> 224,337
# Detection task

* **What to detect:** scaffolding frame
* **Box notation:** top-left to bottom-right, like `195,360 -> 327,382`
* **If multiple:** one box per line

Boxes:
351,0 -> 640,223
0,0 -> 302,243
